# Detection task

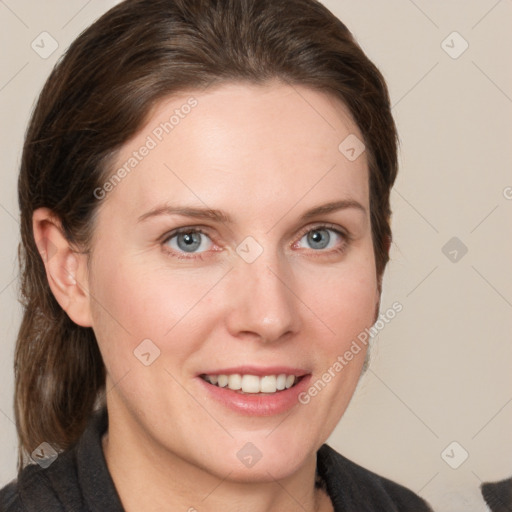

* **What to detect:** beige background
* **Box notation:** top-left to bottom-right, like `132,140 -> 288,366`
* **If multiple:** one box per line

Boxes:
1,1 -> 511,510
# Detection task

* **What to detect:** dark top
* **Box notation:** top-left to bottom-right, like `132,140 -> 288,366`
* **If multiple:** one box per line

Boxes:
481,476 -> 512,512
0,409 -> 432,511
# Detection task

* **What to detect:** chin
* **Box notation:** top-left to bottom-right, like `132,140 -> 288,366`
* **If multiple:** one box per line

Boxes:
190,429 -> 319,484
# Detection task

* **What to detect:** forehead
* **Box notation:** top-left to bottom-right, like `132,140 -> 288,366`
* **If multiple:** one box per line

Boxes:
100,81 -> 369,224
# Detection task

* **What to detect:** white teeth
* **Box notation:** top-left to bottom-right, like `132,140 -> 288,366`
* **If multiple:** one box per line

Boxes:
202,373 -> 299,393
285,375 -> 295,389
241,375 -> 260,393
217,374 -> 228,388
276,374 -> 287,390
260,375 -> 277,393
228,374 -> 242,390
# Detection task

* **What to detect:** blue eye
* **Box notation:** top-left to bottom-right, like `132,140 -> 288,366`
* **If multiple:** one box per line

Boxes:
162,225 -> 347,260
298,227 -> 342,250
165,230 -> 212,253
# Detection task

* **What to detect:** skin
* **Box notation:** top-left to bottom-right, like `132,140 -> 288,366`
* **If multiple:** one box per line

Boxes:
34,80 -> 380,512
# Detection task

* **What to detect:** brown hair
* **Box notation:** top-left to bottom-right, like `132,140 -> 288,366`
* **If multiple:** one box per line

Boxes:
15,0 -> 398,467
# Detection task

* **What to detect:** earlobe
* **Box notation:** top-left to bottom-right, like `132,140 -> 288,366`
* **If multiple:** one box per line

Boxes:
32,208 -> 93,327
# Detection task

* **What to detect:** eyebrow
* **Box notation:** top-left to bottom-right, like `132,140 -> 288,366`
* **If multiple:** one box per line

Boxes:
137,199 -> 366,224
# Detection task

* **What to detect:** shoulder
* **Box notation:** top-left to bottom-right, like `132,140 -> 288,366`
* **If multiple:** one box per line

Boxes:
0,479 -> 21,511
0,448 -> 80,512
317,444 -> 433,511
481,476 -> 512,511
0,408 -> 120,512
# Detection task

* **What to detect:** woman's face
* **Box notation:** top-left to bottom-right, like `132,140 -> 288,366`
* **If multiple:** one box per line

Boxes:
86,81 -> 379,481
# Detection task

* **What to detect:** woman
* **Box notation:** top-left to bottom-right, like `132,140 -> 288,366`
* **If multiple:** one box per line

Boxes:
0,0 -> 433,510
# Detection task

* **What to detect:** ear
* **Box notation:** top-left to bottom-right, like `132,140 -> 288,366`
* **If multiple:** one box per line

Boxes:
32,208 -> 93,327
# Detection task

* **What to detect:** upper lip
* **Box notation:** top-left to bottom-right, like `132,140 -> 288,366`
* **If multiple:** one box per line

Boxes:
198,366 -> 310,377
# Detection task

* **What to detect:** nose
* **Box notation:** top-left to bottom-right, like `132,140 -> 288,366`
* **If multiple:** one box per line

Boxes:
224,253 -> 301,344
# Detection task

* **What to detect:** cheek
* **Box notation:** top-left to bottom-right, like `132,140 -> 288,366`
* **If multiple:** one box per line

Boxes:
88,235 -> 378,366
297,258 -> 378,347
87,255 -> 165,363
293,255 -> 377,434
88,254 -> 226,360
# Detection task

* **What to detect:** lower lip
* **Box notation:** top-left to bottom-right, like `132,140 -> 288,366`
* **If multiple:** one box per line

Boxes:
197,375 -> 312,416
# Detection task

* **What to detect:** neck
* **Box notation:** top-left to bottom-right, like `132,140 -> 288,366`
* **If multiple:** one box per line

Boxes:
102,405 -> 332,512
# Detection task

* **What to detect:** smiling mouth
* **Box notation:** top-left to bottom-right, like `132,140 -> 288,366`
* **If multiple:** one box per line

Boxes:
200,373 -> 304,394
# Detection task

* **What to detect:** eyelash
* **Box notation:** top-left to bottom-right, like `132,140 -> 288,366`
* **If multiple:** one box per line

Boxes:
161,223 -> 350,261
